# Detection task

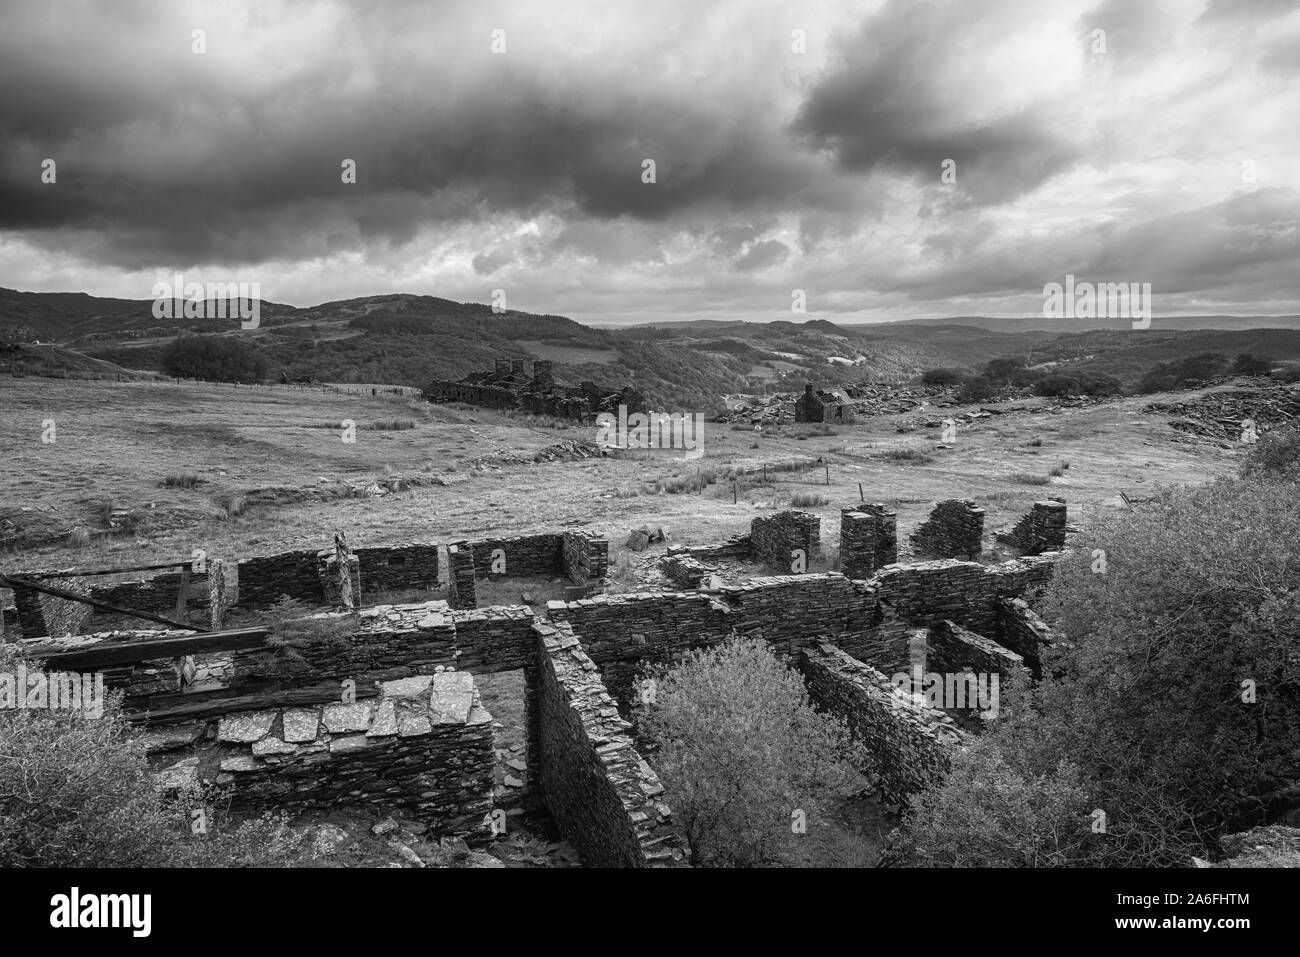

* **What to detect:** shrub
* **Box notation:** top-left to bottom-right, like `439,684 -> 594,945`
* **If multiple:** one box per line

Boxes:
1271,362 -> 1300,384
160,334 -> 268,383
162,472 -> 200,489
956,375 -> 998,403
921,368 -> 963,387
1240,426 -> 1300,479
982,356 -> 1044,388
636,638 -> 867,866
1233,353 -> 1275,377
0,644 -> 315,867
1136,352 -> 1230,394
906,747 -> 1094,867
906,474 -> 1300,866
1008,472 -> 1051,485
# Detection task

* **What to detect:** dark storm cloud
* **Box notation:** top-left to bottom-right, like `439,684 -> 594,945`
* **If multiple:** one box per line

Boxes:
0,0 -> 1297,319
792,0 -> 1077,205
0,0 -> 834,270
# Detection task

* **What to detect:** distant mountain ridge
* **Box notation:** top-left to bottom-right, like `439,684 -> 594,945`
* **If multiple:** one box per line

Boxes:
5,287 -> 1300,411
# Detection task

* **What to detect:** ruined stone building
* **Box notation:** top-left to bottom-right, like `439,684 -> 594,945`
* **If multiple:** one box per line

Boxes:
424,358 -> 647,422
794,384 -> 856,424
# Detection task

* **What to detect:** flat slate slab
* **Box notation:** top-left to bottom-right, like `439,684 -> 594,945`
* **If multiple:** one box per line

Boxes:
429,672 -> 475,725
217,711 -> 276,743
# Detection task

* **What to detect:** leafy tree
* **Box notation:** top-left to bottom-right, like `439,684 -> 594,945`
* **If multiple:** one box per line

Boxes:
921,368 -> 964,386
956,375 -> 998,403
636,638 -> 867,866
1233,353 -> 1275,377
160,334 -> 268,383
906,471 -> 1300,866
1137,352 -> 1230,393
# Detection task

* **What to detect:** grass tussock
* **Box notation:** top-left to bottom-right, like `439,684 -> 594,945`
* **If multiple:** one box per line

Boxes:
1008,472 -> 1052,486
790,491 -> 828,507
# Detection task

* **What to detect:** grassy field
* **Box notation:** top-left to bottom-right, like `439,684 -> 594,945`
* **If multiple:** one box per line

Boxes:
0,375 -> 1242,579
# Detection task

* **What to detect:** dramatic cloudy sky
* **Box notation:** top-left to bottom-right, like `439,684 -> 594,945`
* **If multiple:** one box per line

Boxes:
1,0 -> 1298,323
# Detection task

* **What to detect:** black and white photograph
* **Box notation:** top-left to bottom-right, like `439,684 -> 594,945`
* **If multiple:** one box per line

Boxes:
0,0 -> 1295,931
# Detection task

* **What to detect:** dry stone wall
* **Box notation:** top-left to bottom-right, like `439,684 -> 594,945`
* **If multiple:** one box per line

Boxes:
660,554 -> 709,589
750,510 -> 820,572
235,550 -> 325,609
471,534 -> 563,578
798,642 -> 964,807
562,530 -> 608,583
547,573 -> 879,706
355,543 -> 441,592
927,619 -> 1027,682
155,671 -> 494,837
909,500 -> 985,560
534,621 -> 688,867
446,544 -> 477,609
871,556 -> 1057,637
840,504 -> 898,580
997,500 -> 1068,555
996,597 -> 1061,677
13,575 -> 92,638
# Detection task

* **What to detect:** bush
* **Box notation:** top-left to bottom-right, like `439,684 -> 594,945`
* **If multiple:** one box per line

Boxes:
1233,353 -> 1275,377
1271,362 -> 1300,384
906,473 -> 1300,866
1241,426 -> 1300,479
162,472 -> 200,489
0,644 -> 315,867
906,747 -> 1094,867
1007,472 -> 1051,485
636,638 -> 867,866
1137,352 -> 1230,394
982,356 -> 1043,388
956,375 -> 998,403
161,334 -> 268,383
921,368 -> 964,387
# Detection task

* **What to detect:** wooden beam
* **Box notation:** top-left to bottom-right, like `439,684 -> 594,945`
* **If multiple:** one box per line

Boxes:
19,559 -> 194,578
19,626 -> 270,670
125,680 -> 378,725
0,575 -> 209,633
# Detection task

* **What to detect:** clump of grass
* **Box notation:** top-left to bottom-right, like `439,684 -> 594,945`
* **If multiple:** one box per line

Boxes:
882,449 -> 934,464
369,419 -> 415,431
218,492 -> 247,519
653,467 -> 718,495
790,492 -> 828,507
66,527 -> 91,548
1008,472 -> 1052,485
162,471 -> 200,489
613,486 -> 642,499
1027,438 -> 1043,447
93,498 -> 116,528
